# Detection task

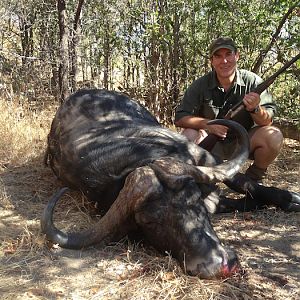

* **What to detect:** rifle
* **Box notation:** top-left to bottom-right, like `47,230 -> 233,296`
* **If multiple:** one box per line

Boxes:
199,52 -> 300,151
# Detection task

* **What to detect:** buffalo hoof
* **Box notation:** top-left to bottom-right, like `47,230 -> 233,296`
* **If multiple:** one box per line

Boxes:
282,191 -> 300,212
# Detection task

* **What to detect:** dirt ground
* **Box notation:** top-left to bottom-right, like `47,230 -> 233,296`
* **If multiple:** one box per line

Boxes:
0,138 -> 299,300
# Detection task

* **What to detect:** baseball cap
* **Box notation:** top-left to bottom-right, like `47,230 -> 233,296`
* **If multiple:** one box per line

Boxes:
209,37 -> 237,57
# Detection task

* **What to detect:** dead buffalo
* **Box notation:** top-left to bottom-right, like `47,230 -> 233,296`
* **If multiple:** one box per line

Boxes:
41,89 -> 299,279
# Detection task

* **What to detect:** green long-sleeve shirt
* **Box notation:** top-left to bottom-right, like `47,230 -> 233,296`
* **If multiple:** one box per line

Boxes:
175,69 -> 276,131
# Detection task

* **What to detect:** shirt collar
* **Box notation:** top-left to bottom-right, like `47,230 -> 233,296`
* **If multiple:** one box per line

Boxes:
208,68 -> 246,89
235,69 -> 246,87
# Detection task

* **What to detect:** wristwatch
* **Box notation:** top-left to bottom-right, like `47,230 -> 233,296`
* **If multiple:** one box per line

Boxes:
249,105 -> 261,114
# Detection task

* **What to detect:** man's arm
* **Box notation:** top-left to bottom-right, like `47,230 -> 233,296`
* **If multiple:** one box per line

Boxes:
243,92 -> 273,126
175,115 -> 228,139
174,115 -> 208,129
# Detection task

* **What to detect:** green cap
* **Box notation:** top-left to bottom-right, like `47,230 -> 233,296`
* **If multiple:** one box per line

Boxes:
209,37 -> 237,57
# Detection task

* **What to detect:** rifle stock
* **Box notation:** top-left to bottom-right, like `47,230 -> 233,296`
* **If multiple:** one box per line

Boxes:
199,53 -> 300,151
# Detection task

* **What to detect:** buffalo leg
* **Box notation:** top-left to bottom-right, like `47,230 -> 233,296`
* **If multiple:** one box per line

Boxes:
223,173 -> 300,212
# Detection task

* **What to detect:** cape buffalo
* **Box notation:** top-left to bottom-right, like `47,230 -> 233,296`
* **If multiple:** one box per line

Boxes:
41,89 -> 299,279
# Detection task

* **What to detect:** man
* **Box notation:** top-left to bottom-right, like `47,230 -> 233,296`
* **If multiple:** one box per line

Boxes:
175,37 -> 283,182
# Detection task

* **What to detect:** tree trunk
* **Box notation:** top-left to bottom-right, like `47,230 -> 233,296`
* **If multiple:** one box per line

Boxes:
57,0 -> 69,103
171,11 -> 180,109
70,0 -> 85,92
103,28 -> 110,89
19,18 -> 34,66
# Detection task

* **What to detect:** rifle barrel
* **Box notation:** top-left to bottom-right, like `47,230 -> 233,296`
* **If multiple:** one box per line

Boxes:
254,52 -> 300,94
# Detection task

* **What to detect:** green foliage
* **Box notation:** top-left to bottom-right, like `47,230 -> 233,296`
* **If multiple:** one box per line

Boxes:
271,73 -> 300,120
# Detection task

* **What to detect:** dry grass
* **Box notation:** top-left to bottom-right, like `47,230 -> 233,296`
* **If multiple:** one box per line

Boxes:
0,101 -> 54,167
0,99 -> 299,299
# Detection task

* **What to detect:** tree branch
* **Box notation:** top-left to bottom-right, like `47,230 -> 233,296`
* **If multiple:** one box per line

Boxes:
251,3 -> 299,74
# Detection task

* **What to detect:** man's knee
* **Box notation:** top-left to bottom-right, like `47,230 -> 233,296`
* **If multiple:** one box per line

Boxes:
250,126 -> 283,152
263,126 -> 283,153
269,126 -> 284,152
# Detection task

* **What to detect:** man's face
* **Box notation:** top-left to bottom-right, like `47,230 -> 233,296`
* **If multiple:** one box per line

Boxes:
210,48 -> 239,80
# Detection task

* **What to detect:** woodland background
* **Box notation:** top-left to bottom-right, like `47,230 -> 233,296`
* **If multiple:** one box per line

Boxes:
0,0 -> 299,125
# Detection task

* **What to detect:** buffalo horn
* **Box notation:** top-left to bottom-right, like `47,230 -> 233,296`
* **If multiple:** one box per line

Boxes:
41,167 -> 160,249
152,119 -> 249,184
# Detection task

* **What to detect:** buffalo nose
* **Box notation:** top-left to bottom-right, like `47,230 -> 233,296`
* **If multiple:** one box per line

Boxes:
221,248 -> 240,277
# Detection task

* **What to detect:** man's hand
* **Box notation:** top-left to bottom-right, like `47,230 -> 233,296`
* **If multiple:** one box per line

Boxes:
243,91 -> 272,126
243,92 -> 260,112
206,124 -> 228,139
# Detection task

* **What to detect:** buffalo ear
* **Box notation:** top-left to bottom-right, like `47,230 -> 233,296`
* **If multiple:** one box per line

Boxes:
150,158 -> 194,190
